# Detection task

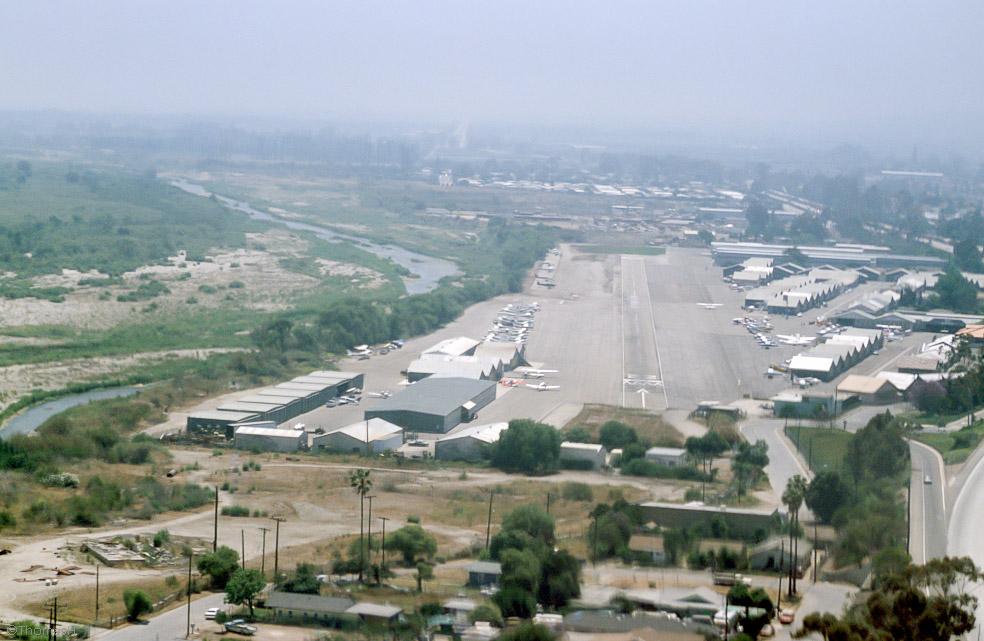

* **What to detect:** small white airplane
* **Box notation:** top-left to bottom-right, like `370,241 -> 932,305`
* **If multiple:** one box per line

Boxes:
697,303 -> 723,309
521,368 -> 558,376
367,391 -> 392,399
776,334 -> 816,346
526,381 -> 560,391
347,348 -> 372,357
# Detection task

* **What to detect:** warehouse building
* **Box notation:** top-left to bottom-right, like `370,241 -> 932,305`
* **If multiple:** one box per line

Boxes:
559,442 -> 608,469
312,418 -> 404,454
185,410 -> 259,437
234,425 -> 307,452
435,422 -> 509,461
771,391 -> 844,418
406,355 -> 502,383
836,375 -> 900,404
187,370 -> 363,437
422,337 -> 480,358
364,377 -> 497,433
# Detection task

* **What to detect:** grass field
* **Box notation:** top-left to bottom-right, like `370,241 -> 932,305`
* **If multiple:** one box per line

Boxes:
785,425 -> 853,474
564,403 -> 684,446
911,421 -> 984,464
575,244 -> 666,256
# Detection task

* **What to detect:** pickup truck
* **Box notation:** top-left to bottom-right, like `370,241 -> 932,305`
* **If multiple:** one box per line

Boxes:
224,619 -> 257,636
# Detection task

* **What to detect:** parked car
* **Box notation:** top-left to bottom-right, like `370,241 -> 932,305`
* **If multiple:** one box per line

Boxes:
778,610 -> 795,625
225,619 -> 257,636
204,607 -> 220,620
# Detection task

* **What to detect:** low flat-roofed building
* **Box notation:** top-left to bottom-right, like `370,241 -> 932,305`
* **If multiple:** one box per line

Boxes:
644,447 -> 688,467
422,336 -> 480,358
628,535 -> 666,564
836,375 -> 899,404
896,355 -> 941,374
771,391 -> 842,418
435,422 -> 509,461
560,441 -> 608,469
787,355 -> 836,380
186,410 -> 259,437
637,501 -> 778,538
312,418 -> 404,454
345,602 -> 403,623
364,377 -> 497,434
265,591 -> 355,622
234,425 -> 307,452
465,561 -> 502,588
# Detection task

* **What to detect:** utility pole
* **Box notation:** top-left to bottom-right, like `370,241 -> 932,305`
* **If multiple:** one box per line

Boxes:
813,521 -> 818,583
545,492 -> 551,515
213,486 -> 219,552
379,516 -> 389,576
52,596 -> 58,641
591,514 -> 599,566
259,527 -> 270,579
777,539 -> 784,611
186,552 -> 193,639
94,564 -> 100,626
273,516 -> 286,582
241,529 -> 245,569
485,489 -> 495,550
366,495 -> 376,569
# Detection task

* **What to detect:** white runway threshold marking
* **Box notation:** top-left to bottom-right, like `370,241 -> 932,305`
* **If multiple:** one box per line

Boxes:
619,255 -> 669,411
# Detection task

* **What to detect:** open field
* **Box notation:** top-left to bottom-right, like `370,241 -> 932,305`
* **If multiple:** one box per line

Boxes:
912,421 -> 984,464
576,244 -> 666,256
784,425 -> 852,474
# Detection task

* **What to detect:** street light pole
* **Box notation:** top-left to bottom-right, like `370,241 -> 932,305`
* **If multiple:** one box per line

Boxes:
186,552 -> 193,639
379,516 -> 389,579
259,527 -> 270,579
366,495 -> 376,569
213,485 -> 219,552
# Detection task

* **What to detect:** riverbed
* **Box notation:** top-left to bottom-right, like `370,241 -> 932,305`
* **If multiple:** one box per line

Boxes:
170,179 -> 459,294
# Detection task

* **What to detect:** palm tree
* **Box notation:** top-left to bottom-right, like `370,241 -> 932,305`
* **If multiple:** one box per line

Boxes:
782,475 -> 808,594
349,469 -> 373,582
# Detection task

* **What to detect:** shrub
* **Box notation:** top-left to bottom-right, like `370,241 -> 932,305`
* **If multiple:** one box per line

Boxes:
221,505 -> 251,517
123,589 -> 153,621
621,459 -> 709,481
153,529 -> 171,547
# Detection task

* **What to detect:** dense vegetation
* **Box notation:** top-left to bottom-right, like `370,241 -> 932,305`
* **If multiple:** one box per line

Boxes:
490,419 -> 562,475
0,162 -> 259,278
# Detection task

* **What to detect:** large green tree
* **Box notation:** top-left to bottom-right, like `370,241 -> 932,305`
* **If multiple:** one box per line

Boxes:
491,420 -> 562,475
226,568 -> 266,618
805,470 -> 850,524
385,523 -> 438,565
197,546 -> 240,589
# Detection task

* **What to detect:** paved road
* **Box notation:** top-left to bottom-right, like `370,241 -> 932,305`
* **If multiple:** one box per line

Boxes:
947,443 -> 984,636
741,418 -> 812,511
94,593 -> 225,641
908,440 -> 947,563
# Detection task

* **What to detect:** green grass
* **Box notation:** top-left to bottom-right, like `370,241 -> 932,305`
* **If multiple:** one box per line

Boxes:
575,244 -> 666,256
911,421 -> 984,464
784,425 -> 853,474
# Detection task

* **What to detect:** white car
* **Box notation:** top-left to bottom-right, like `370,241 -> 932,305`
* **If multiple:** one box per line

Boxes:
204,607 -> 220,620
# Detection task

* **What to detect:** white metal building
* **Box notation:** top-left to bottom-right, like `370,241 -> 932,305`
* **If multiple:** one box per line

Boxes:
644,447 -> 689,467
312,419 -> 404,454
234,425 -> 308,452
559,442 -> 608,469
435,422 -> 509,461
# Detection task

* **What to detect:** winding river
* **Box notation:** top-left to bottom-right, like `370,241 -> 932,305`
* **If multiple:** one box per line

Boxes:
170,179 -> 459,294
0,386 -> 138,439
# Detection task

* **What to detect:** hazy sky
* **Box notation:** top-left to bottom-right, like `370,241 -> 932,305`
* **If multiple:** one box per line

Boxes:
2,1 -> 982,150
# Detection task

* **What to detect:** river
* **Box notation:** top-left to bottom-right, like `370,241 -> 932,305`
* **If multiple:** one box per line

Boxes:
170,179 -> 459,295
0,386 -> 139,439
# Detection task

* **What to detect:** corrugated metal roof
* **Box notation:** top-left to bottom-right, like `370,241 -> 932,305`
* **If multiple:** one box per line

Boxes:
325,418 -> 403,442
234,426 -> 306,438
371,377 -> 495,416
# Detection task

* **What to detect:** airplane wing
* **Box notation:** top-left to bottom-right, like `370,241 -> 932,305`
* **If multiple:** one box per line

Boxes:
525,384 -> 540,390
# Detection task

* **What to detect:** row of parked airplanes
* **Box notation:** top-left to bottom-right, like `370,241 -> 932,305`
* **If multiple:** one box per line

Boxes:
485,302 -> 541,344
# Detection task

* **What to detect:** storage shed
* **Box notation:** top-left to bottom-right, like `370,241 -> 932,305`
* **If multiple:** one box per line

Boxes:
234,425 -> 307,452
312,418 -> 404,454
435,422 -> 509,461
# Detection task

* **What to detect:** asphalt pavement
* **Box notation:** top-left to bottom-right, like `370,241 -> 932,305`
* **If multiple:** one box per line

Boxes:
740,417 -> 812,512
93,592 -> 225,641
908,440 -> 947,563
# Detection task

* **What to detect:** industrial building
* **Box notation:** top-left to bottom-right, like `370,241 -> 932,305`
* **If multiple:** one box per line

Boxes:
435,422 -> 509,461
186,370 -> 363,437
712,241 -> 946,270
770,391 -> 844,418
788,328 -> 883,381
364,377 -> 497,433
743,268 -> 860,314
644,447 -> 689,467
422,336 -> 480,358
312,419 -> 404,454
234,425 -> 307,452
407,338 -> 524,383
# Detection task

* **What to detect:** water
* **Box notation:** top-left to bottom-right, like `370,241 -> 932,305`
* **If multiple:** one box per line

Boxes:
170,179 -> 459,294
0,386 -> 138,439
